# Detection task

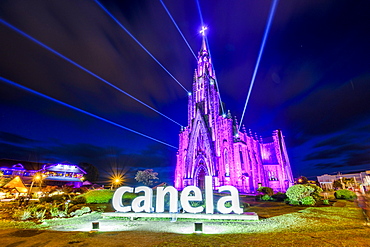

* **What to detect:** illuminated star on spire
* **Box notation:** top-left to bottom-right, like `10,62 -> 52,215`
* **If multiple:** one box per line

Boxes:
200,26 -> 208,36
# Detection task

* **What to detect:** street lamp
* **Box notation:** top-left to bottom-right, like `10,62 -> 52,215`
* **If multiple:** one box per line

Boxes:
28,173 -> 44,196
110,176 -> 123,190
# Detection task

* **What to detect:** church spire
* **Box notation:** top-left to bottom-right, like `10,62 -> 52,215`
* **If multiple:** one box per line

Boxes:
196,28 -> 214,79
201,35 -> 208,55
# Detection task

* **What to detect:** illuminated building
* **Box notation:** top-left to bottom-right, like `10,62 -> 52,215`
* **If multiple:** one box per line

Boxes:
174,38 -> 294,193
317,171 -> 370,191
0,158 -> 86,187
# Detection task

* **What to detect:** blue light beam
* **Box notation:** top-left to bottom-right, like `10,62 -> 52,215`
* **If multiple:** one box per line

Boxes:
95,0 -> 189,93
0,76 -> 178,150
239,0 -> 279,131
0,18 -> 183,127
159,0 -> 197,60
196,0 -> 205,27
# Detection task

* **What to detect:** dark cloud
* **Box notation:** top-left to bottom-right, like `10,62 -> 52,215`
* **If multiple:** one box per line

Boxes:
314,135 -> 351,149
304,144 -> 368,161
0,131 -> 40,145
346,152 -> 370,167
315,163 -> 347,169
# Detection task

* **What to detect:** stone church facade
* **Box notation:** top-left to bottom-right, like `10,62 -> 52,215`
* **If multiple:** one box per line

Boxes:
174,38 -> 293,193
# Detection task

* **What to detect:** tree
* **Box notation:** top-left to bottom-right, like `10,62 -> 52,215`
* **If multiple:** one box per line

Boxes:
333,180 -> 343,189
333,177 -> 356,190
135,169 -> 159,186
79,162 -> 99,182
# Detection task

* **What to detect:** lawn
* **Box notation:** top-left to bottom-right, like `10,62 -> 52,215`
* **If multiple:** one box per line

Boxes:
0,198 -> 369,246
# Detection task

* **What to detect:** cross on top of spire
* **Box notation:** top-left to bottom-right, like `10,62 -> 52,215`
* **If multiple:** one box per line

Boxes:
200,26 -> 208,36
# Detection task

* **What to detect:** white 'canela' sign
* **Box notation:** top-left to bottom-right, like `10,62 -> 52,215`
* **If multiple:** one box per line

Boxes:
112,176 -> 243,214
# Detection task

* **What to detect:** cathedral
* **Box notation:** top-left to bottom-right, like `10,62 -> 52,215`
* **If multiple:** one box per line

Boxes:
174,37 -> 294,193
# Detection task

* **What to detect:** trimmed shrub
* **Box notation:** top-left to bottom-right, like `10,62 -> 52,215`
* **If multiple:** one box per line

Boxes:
82,189 -> 114,203
334,189 -> 357,200
257,187 -> 274,196
286,184 -> 321,205
305,184 -> 323,202
323,199 -> 330,205
286,185 -> 313,202
301,196 -> 316,206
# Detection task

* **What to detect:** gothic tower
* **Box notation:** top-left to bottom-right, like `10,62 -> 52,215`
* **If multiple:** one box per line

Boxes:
174,37 -> 294,193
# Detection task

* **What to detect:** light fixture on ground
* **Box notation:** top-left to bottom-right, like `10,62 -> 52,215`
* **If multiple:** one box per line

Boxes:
194,222 -> 203,233
92,221 -> 99,230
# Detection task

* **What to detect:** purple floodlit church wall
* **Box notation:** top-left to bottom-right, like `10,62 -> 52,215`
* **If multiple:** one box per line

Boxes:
174,38 -> 294,193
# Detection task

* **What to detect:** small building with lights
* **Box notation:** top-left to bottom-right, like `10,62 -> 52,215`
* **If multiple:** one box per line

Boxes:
0,158 -> 86,188
174,38 -> 294,193
317,171 -> 370,191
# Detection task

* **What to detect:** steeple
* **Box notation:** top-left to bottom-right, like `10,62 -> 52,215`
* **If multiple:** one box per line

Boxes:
200,35 -> 208,55
196,35 -> 214,79
188,30 -> 220,124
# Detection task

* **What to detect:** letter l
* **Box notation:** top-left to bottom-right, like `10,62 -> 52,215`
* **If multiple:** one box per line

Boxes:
205,176 -> 214,214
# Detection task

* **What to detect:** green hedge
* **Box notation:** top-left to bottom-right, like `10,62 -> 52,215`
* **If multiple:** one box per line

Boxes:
286,184 -> 323,206
301,196 -> 316,206
334,189 -> 356,200
81,189 -> 115,204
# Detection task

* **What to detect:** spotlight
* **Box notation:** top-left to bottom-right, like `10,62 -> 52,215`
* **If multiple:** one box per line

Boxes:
194,222 -> 203,233
92,221 -> 99,230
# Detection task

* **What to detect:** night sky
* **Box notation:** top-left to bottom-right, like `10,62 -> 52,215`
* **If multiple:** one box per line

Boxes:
1,0 -> 369,184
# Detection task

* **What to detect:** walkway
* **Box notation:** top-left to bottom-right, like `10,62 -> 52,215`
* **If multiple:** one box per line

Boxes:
356,192 -> 370,222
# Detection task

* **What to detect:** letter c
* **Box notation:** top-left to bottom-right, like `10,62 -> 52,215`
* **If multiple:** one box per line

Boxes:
112,186 -> 133,212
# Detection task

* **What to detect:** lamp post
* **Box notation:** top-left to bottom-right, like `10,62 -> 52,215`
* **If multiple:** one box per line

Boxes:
110,176 -> 123,190
28,173 -> 43,197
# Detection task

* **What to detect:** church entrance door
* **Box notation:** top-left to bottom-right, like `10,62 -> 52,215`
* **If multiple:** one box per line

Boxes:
197,169 -> 207,190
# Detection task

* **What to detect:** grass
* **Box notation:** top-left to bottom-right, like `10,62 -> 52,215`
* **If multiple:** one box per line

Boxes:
0,197 -> 369,246
33,200 -> 367,233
